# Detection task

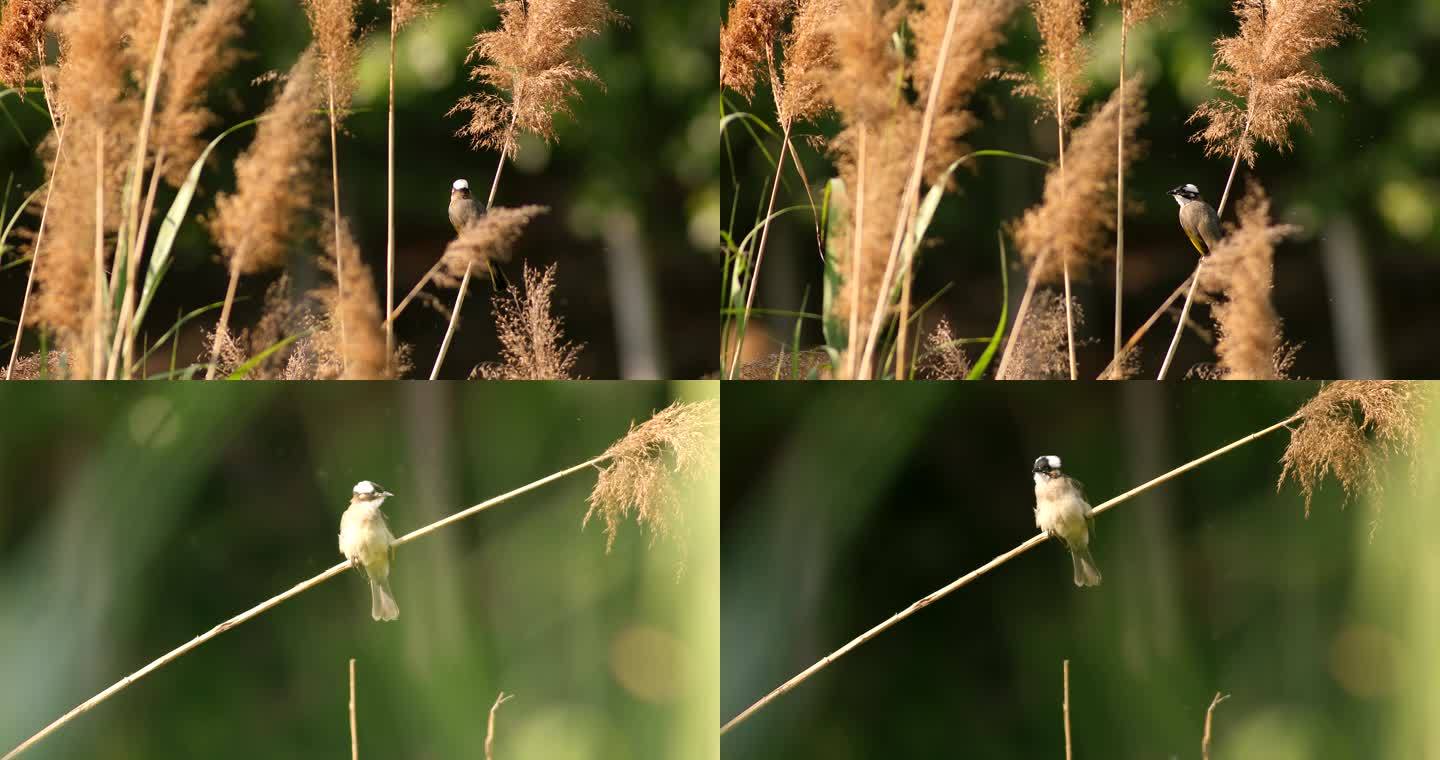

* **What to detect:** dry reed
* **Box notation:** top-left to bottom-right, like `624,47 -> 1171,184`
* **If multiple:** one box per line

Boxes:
435,205 -> 548,288
1196,183 -> 1295,379
776,0 -> 839,127
1007,289 -> 1081,379
720,0 -> 788,102
1019,0 -> 1088,129
916,316 -> 971,379
473,262 -> 582,380
1279,381 -> 1426,516
152,0 -> 249,187
0,0 -> 54,92
320,215 -> 389,379
585,399 -> 719,555
912,0 -> 1018,178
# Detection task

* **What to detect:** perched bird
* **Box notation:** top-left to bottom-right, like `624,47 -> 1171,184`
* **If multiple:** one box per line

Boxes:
1169,183 -> 1223,257
449,178 -> 484,234
1032,455 -> 1102,588
338,480 -> 400,621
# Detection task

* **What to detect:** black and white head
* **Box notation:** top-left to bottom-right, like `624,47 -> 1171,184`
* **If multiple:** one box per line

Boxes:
1032,455 -> 1063,485
352,480 -> 394,505
1169,183 -> 1202,207
451,178 -> 471,200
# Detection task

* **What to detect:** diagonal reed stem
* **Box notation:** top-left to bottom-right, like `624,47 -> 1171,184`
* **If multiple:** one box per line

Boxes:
720,412 -> 1301,735
385,8 -> 398,376
1,454 -> 608,760
1114,9 -> 1128,361
726,123 -> 791,379
348,659 -> 359,760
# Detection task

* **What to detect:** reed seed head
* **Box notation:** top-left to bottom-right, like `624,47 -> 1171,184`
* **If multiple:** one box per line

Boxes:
917,317 -> 971,379
1190,0 -> 1362,166
302,0 -> 358,116
473,262 -> 583,380
1020,0 -> 1089,127
436,205 -> 549,288
153,0 -> 250,187
209,49 -> 323,275
776,0 -> 839,126
912,0 -> 1019,177
1012,76 -> 1146,282
586,399 -> 719,559
0,0 -> 55,92
721,0 -> 790,102
1280,381 -> 1427,516
1006,288 -> 1081,379
448,0 -> 623,155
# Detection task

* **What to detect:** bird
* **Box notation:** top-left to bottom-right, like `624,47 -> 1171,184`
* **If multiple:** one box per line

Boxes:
449,178 -> 484,234
1169,183 -> 1223,257
1032,455 -> 1102,588
338,480 -> 400,621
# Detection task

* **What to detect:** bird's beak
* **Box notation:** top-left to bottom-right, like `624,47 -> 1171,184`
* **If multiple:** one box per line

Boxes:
382,491 -> 394,497
1168,185 -> 1183,195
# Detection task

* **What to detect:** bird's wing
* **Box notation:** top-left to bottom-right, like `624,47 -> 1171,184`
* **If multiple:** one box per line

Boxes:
1066,475 -> 1097,536
1197,208 -> 1224,253
1183,225 -> 1209,257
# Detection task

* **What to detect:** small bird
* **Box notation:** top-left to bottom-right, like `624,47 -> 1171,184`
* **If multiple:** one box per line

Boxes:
1169,183 -> 1223,257
1032,455 -> 1102,588
338,480 -> 400,621
449,178 -> 484,234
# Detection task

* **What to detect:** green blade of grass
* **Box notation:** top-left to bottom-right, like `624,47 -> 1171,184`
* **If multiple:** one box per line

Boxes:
132,117 -> 262,334
966,231 -> 1009,380
130,300 -> 227,376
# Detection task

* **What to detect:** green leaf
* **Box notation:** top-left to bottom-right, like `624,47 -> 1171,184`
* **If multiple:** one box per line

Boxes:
820,179 -> 848,353
130,300 -> 226,376
967,231 -> 1009,380
132,117 -> 262,335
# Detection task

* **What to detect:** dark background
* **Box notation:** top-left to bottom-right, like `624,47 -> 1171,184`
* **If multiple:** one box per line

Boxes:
0,381 -> 718,758
722,382 -> 1440,758
0,0 -> 718,378
724,0 -> 1440,379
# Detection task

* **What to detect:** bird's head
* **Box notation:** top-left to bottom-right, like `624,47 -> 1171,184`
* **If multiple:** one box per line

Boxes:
1032,455 -> 1063,480
1169,183 -> 1202,207
451,178 -> 472,200
352,480 -> 394,504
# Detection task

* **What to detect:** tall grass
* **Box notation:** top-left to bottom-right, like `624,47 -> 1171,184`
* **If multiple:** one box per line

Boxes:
2,0 -> 611,380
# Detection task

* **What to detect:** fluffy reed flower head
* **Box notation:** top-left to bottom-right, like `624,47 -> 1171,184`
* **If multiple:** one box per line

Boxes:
1190,0 -> 1362,166
1279,381 -> 1427,516
435,205 -> 548,288
448,0 -> 623,156
50,0 -> 124,123
825,0 -> 906,126
720,0 -> 789,102
209,50 -> 322,275
912,0 -> 1019,177
1018,0 -> 1089,126
1006,289 -> 1080,378
917,317 -> 971,379
152,0 -> 249,187
1103,0 -> 1162,29
320,216 -> 389,379
1012,77 -> 1146,282
775,0 -> 841,126
1197,183 -> 1297,379
391,0 -> 434,30
585,399 -> 719,557
473,262 -> 583,380
302,0 -> 358,115
0,0 -> 55,92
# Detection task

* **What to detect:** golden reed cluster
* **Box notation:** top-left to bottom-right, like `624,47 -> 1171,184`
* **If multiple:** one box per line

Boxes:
3,0 -> 615,380
720,0 -> 1366,380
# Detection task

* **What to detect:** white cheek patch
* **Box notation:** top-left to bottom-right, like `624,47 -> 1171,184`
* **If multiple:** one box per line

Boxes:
1034,472 -> 1046,487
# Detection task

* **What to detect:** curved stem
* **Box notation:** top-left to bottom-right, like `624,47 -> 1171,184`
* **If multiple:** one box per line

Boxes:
1157,258 -> 1203,379
844,126 -> 866,379
326,80 -> 346,375
204,256 -> 244,380
385,9 -> 397,376
1114,12 -> 1127,361
727,123 -> 791,379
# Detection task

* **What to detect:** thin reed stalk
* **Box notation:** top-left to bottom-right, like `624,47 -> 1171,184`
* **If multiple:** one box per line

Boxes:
119,152 -> 165,377
385,8 -> 397,375
1063,660 -> 1073,760
995,262 -> 1043,379
1202,692 -> 1229,760
205,257 -> 243,378
1113,6 -> 1126,360
111,0 -> 175,380
5,38 -> 59,380
91,130 -> 105,379
720,412 -> 1301,734
1056,81 -> 1074,380
845,126 -> 866,379
2,454 -> 607,759
486,692 -> 513,760
1095,278 -> 1186,378
855,0 -> 966,379
726,123 -> 790,379
325,80 -> 347,374
348,659 -> 358,760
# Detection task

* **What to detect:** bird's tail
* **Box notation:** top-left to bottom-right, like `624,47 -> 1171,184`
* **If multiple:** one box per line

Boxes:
1071,546 -> 1102,588
369,574 -> 400,621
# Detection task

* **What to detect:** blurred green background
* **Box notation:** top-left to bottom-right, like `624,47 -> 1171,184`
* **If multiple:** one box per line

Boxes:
0,0 -> 718,378
723,0 -> 1440,378
0,380 -> 718,759
722,381 -> 1440,758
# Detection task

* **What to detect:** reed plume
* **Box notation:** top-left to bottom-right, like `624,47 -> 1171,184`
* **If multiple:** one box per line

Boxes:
473,262 -> 583,380
1196,183 -> 1296,379
152,0 -> 249,187
1012,79 -> 1145,284
1280,381 -> 1427,516
776,0 -> 840,127
1020,0 -> 1088,130
911,0 -> 1018,178
206,50 -> 322,379
0,0 -> 54,92
436,205 -> 548,288
1007,289 -> 1081,379
916,317 -> 971,380
320,216 -> 389,379
449,0 -> 622,157
585,399 -> 719,556
720,0 -> 789,102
